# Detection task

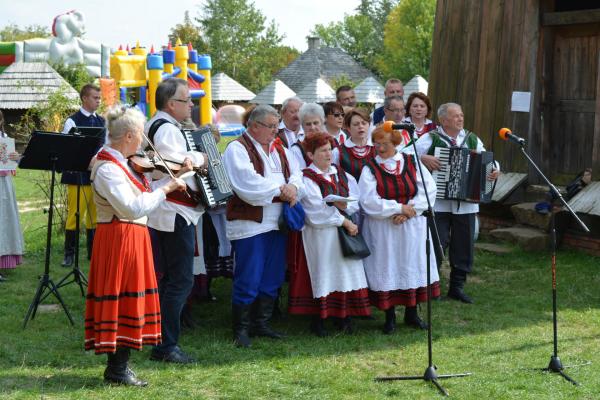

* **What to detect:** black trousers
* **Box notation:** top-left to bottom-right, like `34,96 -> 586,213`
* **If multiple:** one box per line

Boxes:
432,212 -> 476,274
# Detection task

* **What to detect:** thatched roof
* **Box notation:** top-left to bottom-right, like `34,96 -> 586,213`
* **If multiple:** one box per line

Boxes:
295,78 -> 336,104
354,77 -> 384,103
0,62 -> 78,110
250,80 -> 296,105
211,72 -> 255,102
275,37 -> 377,93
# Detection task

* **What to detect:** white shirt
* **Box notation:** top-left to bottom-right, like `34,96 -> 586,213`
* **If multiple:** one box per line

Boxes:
408,126 -> 499,214
278,121 -> 304,146
145,111 -> 206,231
223,133 -> 304,240
331,137 -> 372,166
93,146 -> 168,222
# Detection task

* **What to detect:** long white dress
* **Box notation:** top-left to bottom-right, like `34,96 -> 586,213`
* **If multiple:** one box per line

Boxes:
359,152 -> 439,309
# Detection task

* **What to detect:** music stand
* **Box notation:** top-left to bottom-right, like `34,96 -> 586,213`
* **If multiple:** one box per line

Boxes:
57,126 -> 106,295
20,131 -> 103,328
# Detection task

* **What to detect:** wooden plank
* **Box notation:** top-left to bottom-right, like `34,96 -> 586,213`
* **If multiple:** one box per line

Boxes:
594,52 -> 600,175
543,9 -> 600,26
568,182 -> 600,216
557,99 -> 596,113
491,172 -> 528,202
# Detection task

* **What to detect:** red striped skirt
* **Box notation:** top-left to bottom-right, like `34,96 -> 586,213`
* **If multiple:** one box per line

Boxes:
84,220 -> 161,354
369,282 -> 441,310
287,232 -> 371,319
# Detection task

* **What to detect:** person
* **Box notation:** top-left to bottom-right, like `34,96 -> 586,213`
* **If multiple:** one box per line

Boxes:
414,103 -> 500,303
223,105 -> 304,348
276,97 -> 304,148
359,127 -> 439,334
290,132 -> 370,336
372,79 -> 404,125
322,101 -> 347,147
61,84 -> 105,267
336,85 -> 357,108
290,103 -> 325,169
334,108 -> 376,181
0,110 -> 24,280
84,105 -> 187,386
402,92 -> 436,137
371,95 -> 412,147
145,78 -> 207,363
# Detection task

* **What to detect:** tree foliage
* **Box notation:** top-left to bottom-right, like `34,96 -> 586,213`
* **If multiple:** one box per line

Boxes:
377,0 -> 436,82
0,23 -> 50,41
168,10 -> 207,53
51,62 -> 94,93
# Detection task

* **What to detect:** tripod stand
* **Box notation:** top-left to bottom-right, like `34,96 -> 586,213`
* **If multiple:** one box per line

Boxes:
375,125 -> 470,396
517,145 -> 591,386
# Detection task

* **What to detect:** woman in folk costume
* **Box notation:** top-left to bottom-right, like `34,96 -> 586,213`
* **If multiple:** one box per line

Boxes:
297,133 -> 370,336
85,106 -> 186,386
402,92 -> 437,138
359,127 -> 439,334
333,108 -> 376,181
0,110 -> 24,280
289,103 -> 325,170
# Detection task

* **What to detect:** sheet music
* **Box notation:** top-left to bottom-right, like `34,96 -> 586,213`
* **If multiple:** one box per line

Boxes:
0,137 -> 18,171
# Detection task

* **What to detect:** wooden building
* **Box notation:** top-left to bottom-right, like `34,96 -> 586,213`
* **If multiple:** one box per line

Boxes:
429,0 -> 600,184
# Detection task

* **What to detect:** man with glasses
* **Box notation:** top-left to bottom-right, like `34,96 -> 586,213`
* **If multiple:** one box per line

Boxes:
370,96 -> 411,147
223,105 -> 304,348
372,79 -> 405,125
145,78 -> 207,364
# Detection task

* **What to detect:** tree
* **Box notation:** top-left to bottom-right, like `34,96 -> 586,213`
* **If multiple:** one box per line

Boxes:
377,0 -> 436,82
0,23 -> 50,41
168,11 -> 207,53
51,62 -> 94,93
195,0 -> 295,92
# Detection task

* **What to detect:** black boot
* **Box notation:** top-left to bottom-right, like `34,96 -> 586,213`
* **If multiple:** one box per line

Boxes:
249,296 -> 285,339
271,288 -> 283,321
86,228 -> 95,261
61,230 -> 77,267
232,303 -> 252,348
404,306 -> 428,330
383,307 -> 396,334
447,269 -> 473,304
104,348 -> 147,386
310,316 -> 328,337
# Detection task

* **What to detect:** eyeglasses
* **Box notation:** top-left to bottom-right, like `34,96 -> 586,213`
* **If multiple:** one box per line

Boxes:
386,107 -> 404,113
172,97 -> 192,104
330,112 -> 345,118
255,120 -> 278,130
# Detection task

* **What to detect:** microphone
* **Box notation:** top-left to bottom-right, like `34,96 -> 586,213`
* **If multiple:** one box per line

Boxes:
383,121 -> 415,132
498,127 -> 526,145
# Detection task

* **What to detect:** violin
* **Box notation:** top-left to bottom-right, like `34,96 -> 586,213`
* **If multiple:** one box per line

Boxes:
128,153 -> 183,175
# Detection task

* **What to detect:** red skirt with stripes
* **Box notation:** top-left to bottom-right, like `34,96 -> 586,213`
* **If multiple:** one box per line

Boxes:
369,282 -> 441,310
84,220 -> 161,354
287,232 -> 371,319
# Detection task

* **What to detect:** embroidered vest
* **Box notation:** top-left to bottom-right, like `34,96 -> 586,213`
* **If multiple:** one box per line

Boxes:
302,168 -> 349,198
426,129 -> 479,155
338,144 -> 376,181
367,153 -> 418,204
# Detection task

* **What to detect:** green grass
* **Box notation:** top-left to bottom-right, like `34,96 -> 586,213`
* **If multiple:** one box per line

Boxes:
2,170 -> 600,399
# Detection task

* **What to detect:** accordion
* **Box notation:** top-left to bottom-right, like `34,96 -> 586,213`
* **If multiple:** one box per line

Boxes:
432,147 -> 495,203
183,127 -> 234,208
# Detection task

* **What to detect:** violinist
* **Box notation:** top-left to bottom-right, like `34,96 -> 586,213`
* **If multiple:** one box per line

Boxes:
85,105 -> 187,386
144,78 -> 207,364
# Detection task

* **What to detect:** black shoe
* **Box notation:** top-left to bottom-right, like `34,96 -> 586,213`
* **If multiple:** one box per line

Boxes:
404,307 -> 428,330
447,288 -> 473,304
104,366 -> 148,387
249,296 -> 285,339
62,230 -> 77,267
232,303 -> 252,348
382,307 -> 396,335
61,254 -> 74,267
310,318 -> 328,337
150,348 -> 196,364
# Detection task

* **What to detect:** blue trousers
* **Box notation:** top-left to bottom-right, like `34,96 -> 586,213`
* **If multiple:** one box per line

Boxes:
150,214 -> 195,353
231,230 -> 287,305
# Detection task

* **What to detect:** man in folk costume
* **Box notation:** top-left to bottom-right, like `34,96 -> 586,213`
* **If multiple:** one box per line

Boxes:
414,103 -> 499,303
61,84 -> 105,266
276,96 -> 304,148
223,105 -> 304,348
145,78 -> 207,363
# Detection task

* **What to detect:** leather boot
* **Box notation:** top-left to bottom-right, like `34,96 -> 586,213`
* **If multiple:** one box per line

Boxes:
404,306 -> 428,330
447,269 -> 473,304
104,348 -> 148,386
383,307 -> 396,334
249,296 -> 285,339
232,303 -> 252,348
86,228 -> 95,261
61,230 -> 77,267
309,316 -> 328,337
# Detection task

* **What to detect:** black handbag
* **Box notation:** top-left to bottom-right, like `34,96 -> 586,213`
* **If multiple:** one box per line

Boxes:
337,226 -> 371,259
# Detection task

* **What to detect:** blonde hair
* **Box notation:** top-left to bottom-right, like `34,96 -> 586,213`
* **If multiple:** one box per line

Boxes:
105,105 -> 146,143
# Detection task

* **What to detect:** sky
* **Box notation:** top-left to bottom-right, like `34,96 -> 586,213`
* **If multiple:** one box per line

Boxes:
2,0 -> 361,51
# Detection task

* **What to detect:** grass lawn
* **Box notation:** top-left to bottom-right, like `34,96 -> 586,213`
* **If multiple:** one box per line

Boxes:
1,169 -> 599,399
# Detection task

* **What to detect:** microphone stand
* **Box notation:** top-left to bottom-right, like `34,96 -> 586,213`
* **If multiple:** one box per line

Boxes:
375,125 -> 471,396
516,143 -> 590,385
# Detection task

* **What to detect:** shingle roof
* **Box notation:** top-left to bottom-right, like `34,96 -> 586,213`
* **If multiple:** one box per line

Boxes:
295,78 -> 336,104
403,75 -> 429,101
0,62 -> 78,110
275,38 -> 377,93
250,80 -> 296,105
354,76 -> 384,103
211,72 -> 255,102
